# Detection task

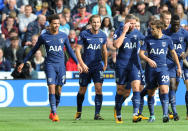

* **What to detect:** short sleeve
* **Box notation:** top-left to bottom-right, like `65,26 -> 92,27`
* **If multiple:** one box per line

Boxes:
140,39 -> 147,51
168,38 -> 174,51
77,31 -> 84,46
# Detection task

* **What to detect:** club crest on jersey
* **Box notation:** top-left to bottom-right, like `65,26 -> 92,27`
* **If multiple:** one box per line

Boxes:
162,42 -> 166,47
179,37 -> 183,42
59,38 -> 64,43
113,34 -> 117,39
99,38 -> 103,43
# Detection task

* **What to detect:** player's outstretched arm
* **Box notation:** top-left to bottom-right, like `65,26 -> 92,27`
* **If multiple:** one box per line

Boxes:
113,22 -> 130,49
170,49 -> 182,77
139,50 -> 157,68
102,44 -> 108,71
75,44 -> 89,73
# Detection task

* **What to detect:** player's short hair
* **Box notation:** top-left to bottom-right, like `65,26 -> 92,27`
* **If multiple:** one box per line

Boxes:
90,15 -> 101,23
125,14 -> 137,21
150,20 -> 165,30
171,14 -> 180,22
160,10 -> 171,19
47,14 -> 60,23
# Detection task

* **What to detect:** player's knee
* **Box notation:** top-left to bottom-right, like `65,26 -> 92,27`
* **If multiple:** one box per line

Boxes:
95,87 -> 102,94
124,90 -> 131,97
147,90 -> 155,97
117,87 -> 124,95
79,86 -> 87,94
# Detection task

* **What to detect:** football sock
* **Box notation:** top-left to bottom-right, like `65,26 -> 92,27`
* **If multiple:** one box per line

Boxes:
185,91 -> 188,114
139,96 -> 144,115
132,92 -> 140,115
148,96 -> 154,116
169,90 -> 177,115
77,93 -> 85,112
115,92 -> 123,116
49,94 -> 56,114
55,94 -> 60,108
161,94 -> 169,116
95,94 -> 103,115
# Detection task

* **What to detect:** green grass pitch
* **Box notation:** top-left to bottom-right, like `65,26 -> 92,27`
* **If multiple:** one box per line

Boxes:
0,106 -> 188,131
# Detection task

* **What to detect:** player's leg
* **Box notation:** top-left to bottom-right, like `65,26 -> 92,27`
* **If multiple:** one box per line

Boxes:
130,65 -> 142,122
138,85 -> 149,120
114,67 -> 127,123
55,85 -> 62,108
94,82 -> 104,120
45,63 -> 59,121
75,73 -> 90,120
131,80 -> 141,122
147,88 -> 156,122
159,85 -> 169,123
92,65 -> 105,120
169,78 -> 179,121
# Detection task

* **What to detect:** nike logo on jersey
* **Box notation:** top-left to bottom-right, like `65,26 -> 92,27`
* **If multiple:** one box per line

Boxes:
87,38 -> 91,40
150,43 -> 155,45
46,41 -> 50,43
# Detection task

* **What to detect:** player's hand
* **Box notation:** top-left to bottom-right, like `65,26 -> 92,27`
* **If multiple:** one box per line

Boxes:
180,52 -> 186,59
77,63 -> 83,73
81,63 -> 89,73
177,68 -> 182,77
123,22 -> 131,34
148,59 -> 157,68
103,64 -> 107,71
17,63 -> 24,73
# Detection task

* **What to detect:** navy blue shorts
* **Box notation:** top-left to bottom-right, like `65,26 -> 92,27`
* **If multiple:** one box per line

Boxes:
167,61 -> 183,81
45,62 -> 66,85
145,67 -> 170,89
79,64 -> 104,87
115,64 -> 141,85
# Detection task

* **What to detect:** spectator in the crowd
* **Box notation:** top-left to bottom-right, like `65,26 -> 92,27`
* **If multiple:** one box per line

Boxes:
71,0 -> 92,16
92,0 -> 112,16
4,36 -> 24,67
63,8 -> 74,29
24,34 -> 45,57
69,0 -> 97,10
154,4 -> 169,20
0,0 -> 5,11
101,17 -> 113,37
133,1 -> 152,34
0,34 -> 5,49
165,0 -> 179,15
148,0 -> 161,15
29,0 -> 43,12
73,3 -> 91,31
58,13 -> 70,35
18,5 -> 37,33
36,2 -> 52,16
23,14 -> 46,46
65,30 -> 78,71
111,0 -> 125,17
98,5 -> 113,25
175,3 -> 188,26
0,48 -> 11,71
3,29 -> 21,48
113,5 -> 129,29
54,0 -> 67,14
31,49 -> 45,71
1,16 -> 18,39
1,0 -> 19,22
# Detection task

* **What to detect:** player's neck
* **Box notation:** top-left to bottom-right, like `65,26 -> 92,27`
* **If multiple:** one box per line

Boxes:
90,29 -> 99,34
155,32 -> 163,39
